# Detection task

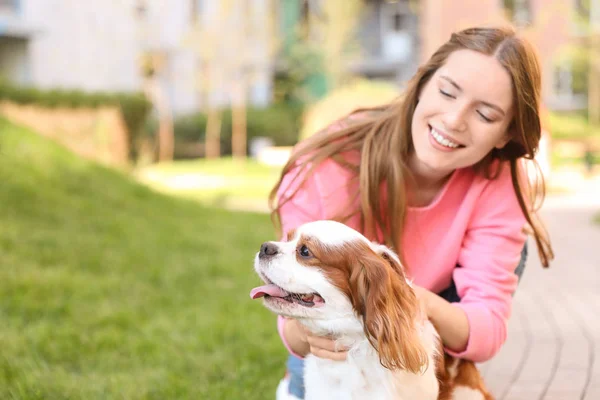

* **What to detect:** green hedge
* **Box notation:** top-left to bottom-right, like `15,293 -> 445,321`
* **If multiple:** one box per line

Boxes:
0,81 -> 152,160
548,112 -> 600,141
172,103 -> 304,156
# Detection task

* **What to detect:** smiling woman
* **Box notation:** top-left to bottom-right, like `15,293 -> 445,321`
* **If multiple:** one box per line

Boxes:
410,50 -> 515,178
266,26 -> 554,399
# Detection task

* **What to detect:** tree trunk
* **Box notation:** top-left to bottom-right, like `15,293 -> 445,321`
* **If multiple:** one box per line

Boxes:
231,80 -> 247,160
144,75 -> 174,162
205,108 -> 222,158
157,114 -> 174,162
156,89 -> 174,162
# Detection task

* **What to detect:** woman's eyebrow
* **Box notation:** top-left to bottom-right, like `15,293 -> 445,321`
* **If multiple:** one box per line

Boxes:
440,75 -> 462,92
440,75 -> 506,116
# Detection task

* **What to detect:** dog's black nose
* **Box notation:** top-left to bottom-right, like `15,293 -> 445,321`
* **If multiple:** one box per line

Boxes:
259,242 -> 279,258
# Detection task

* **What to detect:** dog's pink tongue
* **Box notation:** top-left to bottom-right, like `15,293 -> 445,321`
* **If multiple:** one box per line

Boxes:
250,284 -> 288,299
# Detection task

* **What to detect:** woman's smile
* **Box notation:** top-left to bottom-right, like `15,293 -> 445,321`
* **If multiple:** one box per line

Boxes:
428,125 -> 465,151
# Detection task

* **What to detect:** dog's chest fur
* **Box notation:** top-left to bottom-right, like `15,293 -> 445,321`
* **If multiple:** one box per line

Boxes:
302,337 -> 440,400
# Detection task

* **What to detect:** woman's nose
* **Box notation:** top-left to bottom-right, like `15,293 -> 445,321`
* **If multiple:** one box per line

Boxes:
442,105 -> 468,132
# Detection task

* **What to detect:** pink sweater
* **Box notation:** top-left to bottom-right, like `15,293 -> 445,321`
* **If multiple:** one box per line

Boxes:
275,154 -> 527,363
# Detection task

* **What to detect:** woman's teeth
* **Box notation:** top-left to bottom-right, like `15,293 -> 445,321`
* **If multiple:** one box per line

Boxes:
431,128 -> 460,148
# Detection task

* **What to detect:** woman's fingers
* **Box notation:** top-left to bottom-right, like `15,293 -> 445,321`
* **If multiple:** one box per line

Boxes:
306,334 -> 348,361
306,335 -> 337,352
310,346 -> 347,361
295,321 -> 310,344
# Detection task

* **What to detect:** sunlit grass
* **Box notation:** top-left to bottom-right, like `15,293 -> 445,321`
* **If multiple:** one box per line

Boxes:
0,118 -> 286,399
135,157 -> 282,210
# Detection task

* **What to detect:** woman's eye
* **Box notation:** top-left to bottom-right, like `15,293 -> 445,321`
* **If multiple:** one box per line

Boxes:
439,89 -> 454,99
298,245 -> 312,258
477,111 -> 493,123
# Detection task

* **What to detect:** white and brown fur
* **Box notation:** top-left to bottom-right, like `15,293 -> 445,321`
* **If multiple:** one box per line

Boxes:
251,220 -> 493,400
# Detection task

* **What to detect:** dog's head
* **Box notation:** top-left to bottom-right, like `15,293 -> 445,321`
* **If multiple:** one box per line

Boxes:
250,220 -> 427,373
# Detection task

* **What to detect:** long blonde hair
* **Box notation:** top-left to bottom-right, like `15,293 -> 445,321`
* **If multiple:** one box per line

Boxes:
269,26 -> 554,268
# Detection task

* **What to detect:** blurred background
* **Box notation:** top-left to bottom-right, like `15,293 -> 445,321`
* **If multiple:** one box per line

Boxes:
0,0 -> 598,399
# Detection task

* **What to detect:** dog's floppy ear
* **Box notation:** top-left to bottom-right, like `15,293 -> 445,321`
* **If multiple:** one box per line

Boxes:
349,244 -> 428,373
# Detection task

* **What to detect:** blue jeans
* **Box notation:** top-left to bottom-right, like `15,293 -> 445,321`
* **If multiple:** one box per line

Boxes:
285,243 -> 529,398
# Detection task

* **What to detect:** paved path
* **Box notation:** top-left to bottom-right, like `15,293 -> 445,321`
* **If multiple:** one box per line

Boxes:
478,194 -> 600,399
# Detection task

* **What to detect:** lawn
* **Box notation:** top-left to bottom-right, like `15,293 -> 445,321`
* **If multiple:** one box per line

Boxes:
135,158 -> 282,212
0,118 -> 287,399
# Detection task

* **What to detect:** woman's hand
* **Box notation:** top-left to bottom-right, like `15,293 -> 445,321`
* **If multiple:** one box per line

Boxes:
295,320 -> 348,361
412,284 -> 432,317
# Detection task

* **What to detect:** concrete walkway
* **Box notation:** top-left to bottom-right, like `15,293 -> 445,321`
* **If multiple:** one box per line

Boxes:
478,194 -> 600,399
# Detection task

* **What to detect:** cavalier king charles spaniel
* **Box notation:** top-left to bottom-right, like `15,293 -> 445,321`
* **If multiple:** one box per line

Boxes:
250,220 -> 493,400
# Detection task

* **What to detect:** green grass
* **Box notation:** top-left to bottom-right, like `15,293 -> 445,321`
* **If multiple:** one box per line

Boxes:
136,158 -> 282,210
0,118 -> 286,399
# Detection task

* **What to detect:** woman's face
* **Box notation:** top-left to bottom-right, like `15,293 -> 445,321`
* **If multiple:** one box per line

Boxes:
410,49 -> 515,178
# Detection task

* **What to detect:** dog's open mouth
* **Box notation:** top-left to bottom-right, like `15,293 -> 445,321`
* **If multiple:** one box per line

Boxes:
250,283 -> 325,308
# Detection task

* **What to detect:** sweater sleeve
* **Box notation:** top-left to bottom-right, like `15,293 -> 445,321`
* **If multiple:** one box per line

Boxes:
446,166 -> 527,362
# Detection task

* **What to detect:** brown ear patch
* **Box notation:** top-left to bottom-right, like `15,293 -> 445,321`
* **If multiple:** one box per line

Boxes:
452,358 -> 494,399
348,244 -> 428,373
440,353 -> 494,400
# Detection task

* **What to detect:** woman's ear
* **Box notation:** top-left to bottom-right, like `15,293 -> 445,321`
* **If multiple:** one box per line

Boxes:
349,245 -> 428,373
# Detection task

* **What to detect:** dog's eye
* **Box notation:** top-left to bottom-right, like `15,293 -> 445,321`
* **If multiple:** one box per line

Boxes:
298,245 -> 312,258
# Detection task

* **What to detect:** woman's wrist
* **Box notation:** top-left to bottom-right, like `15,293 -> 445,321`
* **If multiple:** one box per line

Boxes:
413,285 -> 432,317
424,290 -> 469,353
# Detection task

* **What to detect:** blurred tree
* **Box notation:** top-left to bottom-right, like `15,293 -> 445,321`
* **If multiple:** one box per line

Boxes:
587,0 -> 600,124
563,0 -> 600,123
277,0 -> 364,104
135,0 -> 175,162
186,0 -> 277,160
316,0 -> 364,90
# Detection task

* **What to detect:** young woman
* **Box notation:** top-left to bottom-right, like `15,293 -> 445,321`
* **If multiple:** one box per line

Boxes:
268,26 -> 554,399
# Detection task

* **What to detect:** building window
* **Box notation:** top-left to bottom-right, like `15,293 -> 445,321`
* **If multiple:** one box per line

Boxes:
191,0 -> 203,23
503,0 -> 532,26
0,0 -> 18,15
554,59 -> 589,97
554,64 -> 573,96
190,0 -> 207,25
393,12 -> 407,32
135,0 -> 147,18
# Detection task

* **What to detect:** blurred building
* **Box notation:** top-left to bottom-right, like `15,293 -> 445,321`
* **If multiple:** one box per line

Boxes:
337,0 -> 420,85
281,0 -> 597,113
0,0 -> 596,115
0,0 -> 273,115
417,0 -> 596,112
0,0 -> 35,85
